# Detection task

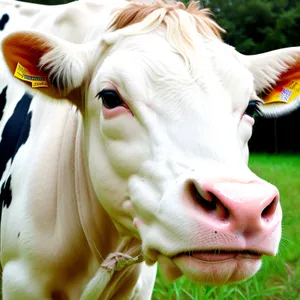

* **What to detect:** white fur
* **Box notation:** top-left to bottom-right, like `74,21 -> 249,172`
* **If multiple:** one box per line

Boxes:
244,47 -> 300,93
39,36 -> 92,91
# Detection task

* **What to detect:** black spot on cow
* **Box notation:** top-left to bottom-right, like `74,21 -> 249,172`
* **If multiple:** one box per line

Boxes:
0,86 -> 8,120
1,176 -> 12,208
0,93 -> 33,180
0,176 -> 12,221
0,14 -> 9,31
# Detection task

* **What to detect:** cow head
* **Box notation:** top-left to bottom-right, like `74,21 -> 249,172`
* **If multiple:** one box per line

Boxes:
2,1 -> 300,285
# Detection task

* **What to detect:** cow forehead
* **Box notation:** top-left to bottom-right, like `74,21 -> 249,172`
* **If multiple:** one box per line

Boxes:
95,31 -> 254,111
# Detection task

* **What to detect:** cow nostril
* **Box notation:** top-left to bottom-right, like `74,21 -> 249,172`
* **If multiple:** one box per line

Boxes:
188,182 -> 229,220
188,182 -> 215,211
261,197 -> 278,220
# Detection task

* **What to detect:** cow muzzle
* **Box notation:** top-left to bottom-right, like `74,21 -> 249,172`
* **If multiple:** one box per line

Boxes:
167,179 -> 281,284
138,177 -> 282,285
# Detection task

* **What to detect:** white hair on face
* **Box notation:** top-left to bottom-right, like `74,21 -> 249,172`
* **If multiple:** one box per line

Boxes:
34,1 -> 223,92
106,1 -> 224,78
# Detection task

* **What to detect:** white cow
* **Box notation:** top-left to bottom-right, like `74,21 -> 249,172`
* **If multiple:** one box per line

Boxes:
0,0 -> 299,299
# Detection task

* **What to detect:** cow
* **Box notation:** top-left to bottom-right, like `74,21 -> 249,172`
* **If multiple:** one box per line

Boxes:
0,0 -> 299,299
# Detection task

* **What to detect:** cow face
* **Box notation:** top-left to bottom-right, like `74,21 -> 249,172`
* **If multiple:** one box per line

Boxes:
83,32 -> 283,285
2,5 -> 300,285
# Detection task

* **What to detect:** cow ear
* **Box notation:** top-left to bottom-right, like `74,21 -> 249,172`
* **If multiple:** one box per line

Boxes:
2,31 -> 92,109
246,47 -> 300,117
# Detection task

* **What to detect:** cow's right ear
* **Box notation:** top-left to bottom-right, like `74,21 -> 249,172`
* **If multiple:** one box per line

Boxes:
244,47 -> 300,117
2,31 -> 95,109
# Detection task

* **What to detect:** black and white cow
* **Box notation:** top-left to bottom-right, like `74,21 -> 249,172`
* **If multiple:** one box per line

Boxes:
0,0 -> 300,299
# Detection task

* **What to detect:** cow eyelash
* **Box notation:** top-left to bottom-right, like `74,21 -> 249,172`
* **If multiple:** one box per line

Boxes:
245,100 -> 261,118
96,89 -> 123,109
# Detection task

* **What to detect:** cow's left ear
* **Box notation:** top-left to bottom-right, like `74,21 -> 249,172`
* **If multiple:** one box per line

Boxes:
2,31 -> 94,109
245,47 -> 300,117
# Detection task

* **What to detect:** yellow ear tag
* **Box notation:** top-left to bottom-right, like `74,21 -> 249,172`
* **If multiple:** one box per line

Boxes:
14,63 -> 48,88
263,67 -> 300,105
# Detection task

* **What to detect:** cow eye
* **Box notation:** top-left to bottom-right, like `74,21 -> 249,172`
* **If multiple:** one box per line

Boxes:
245,100 -> 261,118
96,89 -> 123,109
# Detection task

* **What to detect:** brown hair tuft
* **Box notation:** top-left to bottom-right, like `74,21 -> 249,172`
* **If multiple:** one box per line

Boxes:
109,0 -> 224,39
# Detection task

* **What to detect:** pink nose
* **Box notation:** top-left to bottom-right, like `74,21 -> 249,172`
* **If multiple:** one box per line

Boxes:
188,180 -> 280,235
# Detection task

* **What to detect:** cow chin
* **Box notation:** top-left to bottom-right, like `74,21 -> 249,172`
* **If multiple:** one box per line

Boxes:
158,254 -> 262,285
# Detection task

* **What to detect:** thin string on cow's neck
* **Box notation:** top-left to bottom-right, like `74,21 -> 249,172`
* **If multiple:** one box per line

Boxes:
80,237 -> 142,300
74,117 -> 143,299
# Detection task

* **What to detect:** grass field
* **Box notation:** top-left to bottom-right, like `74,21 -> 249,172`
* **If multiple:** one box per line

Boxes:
152,154 -> 300,300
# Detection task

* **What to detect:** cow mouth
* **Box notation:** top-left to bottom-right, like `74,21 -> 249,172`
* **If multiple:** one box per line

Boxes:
164,249 -> 264,284
174,249 -> 263,263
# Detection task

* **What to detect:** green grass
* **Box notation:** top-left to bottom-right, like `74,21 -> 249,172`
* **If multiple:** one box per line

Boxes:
152,154 -> 300,300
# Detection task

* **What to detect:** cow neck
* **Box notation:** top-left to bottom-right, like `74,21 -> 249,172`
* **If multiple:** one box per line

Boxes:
73,113 -> 142,298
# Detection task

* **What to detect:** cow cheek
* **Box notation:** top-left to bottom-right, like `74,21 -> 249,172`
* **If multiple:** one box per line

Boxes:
104,139 -> 151,177
86,124 -> 152,233
100,116 -> 151,177
83,120 -> 127,211
86,140 -> 134,233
